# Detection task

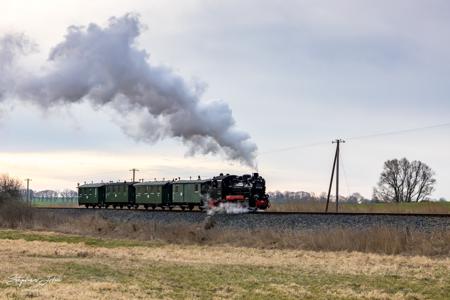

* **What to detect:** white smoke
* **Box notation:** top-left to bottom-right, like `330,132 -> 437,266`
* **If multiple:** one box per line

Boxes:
206,202 -> 250,216
0,14 -> 257,167
203,202 -> 250,229
0,33 -> 36,100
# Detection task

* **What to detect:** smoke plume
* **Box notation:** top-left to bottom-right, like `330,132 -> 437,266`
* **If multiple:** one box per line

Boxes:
0,14 -> 257,167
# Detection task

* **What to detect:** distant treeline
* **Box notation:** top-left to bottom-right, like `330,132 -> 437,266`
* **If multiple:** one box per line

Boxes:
267,191 -> 447,203
20,189 -> 78,200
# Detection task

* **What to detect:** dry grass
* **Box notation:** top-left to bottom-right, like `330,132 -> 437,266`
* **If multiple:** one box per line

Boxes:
1,205 -> 449,256
0,199 -> 33,228
1,201 -> 448,298
0,229 -> 449,299
0,212 -> 446,256
269,200 -> 450,214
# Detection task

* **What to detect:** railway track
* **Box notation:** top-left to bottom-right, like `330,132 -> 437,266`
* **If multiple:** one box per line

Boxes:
35,206 -> 204,213
35,206 -> 450,217
261,211 -> 450,217
34,207 -> 450,231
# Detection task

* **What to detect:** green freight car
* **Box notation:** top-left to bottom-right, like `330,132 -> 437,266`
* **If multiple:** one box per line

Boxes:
78,183 -> 106,208
104,182 -> 136,209
172,179 -> 210,210
134,181 -> 172,209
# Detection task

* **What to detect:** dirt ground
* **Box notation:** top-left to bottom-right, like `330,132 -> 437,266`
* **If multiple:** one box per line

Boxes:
0,229 -> 449,299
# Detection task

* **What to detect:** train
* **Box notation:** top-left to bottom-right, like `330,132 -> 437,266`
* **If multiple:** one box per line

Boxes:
77,173 -> 270,211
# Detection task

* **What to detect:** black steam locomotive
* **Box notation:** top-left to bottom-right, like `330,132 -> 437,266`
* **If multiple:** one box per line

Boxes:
208,173 -> 269,210
78,173 -> 270,211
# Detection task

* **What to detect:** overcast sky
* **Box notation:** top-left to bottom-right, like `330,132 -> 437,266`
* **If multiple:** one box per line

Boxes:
1,0 -> 449,198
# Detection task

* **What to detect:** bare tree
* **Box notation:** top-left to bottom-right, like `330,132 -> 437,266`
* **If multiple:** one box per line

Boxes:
374,158 -> 436,202
0,174 -> 23,205
34,190 -> 58,199
347,192 -> 365,204
60,189 -> 78,198
0,175 -> 32,226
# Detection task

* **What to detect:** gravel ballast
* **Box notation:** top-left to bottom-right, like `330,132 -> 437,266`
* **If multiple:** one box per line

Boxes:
34,208 -> 450,231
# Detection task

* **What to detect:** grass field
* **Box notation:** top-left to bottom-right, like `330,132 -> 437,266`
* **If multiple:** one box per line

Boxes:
0,229 -> 449,300
269,201 -> 450,214
1,207 -> 449,256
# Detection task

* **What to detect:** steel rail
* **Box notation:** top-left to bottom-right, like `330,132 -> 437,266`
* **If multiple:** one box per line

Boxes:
34,207 -> 450,217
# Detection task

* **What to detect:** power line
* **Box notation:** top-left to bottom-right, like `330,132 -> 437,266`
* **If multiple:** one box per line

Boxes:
258,141 -> 330,156
345,122 -> 450,141
340,151 -> 351,197
258,121 -> 450,156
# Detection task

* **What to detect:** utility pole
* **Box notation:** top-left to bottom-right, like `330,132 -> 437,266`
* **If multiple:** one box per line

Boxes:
129,169 -> 139,182
325,139 -> 345,213
25,178 -> 32,207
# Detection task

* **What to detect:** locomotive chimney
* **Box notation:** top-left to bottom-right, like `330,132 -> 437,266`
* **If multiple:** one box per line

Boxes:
253,173 -> 259,178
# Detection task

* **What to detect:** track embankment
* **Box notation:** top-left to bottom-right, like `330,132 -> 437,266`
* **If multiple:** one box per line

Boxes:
34,207 -> 450,231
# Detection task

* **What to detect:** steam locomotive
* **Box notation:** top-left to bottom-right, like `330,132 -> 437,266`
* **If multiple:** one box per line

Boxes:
208,173 -> 269,210
78,173 -> 270,211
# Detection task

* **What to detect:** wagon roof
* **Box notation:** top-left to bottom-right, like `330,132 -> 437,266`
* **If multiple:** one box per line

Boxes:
104,181 -> 136,186
78,183 -> 105,188
172,179 -> 210,184
134,181 -> 170,186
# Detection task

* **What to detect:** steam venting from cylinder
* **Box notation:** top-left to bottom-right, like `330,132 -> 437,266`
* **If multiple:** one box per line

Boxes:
0,14 -> 257,167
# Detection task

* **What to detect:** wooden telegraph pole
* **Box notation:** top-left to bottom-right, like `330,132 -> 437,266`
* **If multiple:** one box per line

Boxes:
129,169 -> 139,182
25,178 -> 32,207
325,139 -> 345,213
